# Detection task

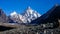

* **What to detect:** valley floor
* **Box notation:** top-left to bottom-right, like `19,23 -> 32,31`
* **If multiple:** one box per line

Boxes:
0,23 -> 60,34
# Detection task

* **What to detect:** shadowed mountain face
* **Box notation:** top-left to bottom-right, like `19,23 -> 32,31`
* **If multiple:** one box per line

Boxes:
0,9 -> 9,23
30,5 -> 60,28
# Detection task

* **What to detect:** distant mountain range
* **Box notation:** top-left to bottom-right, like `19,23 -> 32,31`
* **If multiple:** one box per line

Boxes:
0,6 -> 41,24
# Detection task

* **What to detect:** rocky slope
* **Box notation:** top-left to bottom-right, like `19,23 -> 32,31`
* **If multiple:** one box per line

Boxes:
0,9 -> 9,23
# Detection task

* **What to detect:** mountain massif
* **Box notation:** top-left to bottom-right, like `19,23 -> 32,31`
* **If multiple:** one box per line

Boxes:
9,6 -> 41,23
0,6 -> 41,24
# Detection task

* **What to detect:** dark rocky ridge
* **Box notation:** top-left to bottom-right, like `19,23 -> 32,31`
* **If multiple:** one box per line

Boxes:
30,4 -> 60,28
0,9 -> 9,23
0,9 -> 15,31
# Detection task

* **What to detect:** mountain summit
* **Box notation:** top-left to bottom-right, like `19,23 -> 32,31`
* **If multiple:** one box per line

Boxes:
23,6 -> 41,23
9,6 -> 41,23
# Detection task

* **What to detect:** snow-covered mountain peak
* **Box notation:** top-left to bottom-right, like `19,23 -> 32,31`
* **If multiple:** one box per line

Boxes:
9,6 -> 41,23
26,6 -> 34,14
24,6 -> 41,17
23,6 -> 41,23
10,11 -> 17,16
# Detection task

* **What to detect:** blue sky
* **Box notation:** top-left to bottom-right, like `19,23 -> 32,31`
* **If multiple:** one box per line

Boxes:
0,0 -> 60,16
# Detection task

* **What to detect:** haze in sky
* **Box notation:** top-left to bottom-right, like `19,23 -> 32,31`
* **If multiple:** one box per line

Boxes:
0,0 -> 60,16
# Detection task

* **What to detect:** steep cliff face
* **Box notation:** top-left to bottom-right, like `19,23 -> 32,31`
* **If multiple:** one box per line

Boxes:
0,9 -> 9,23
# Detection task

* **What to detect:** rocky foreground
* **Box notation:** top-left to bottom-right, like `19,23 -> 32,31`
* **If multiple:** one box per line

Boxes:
0,23 -> 60,34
